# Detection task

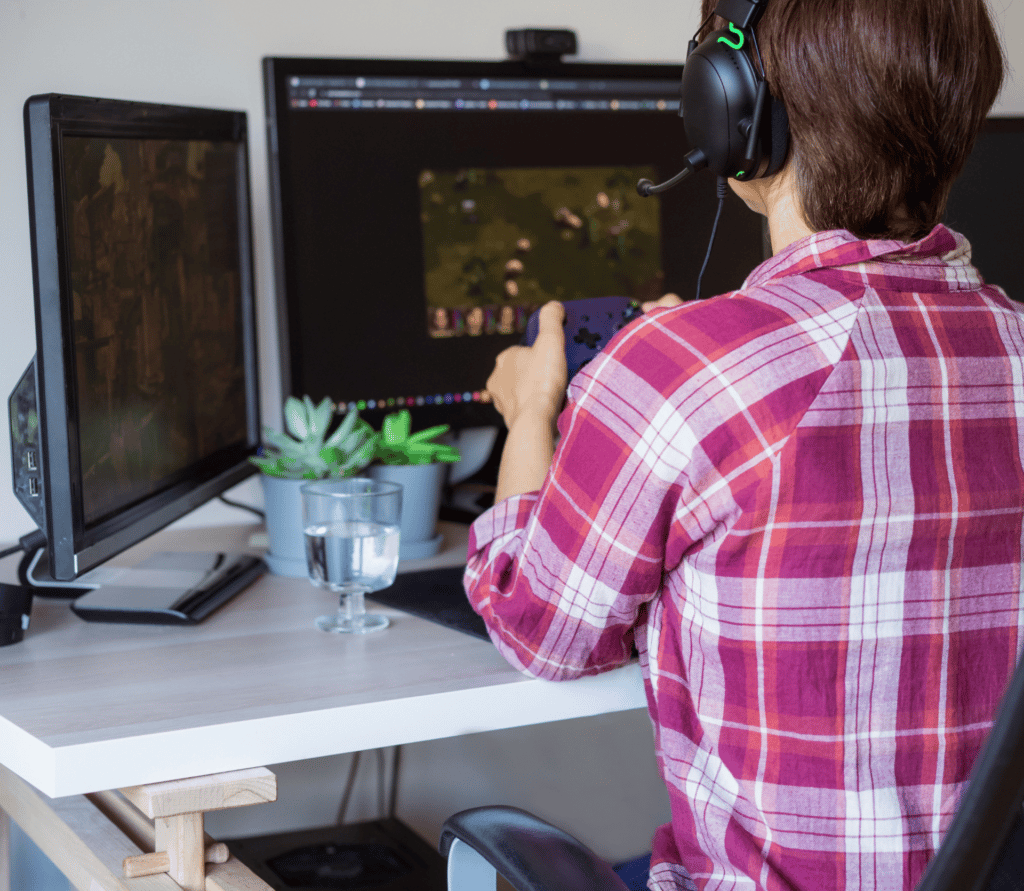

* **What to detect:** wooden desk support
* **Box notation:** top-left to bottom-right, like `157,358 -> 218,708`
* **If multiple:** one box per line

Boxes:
0,762 -> 277,891
118,768 -> 277,891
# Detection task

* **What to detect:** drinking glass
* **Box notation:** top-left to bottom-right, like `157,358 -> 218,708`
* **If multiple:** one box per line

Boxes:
301,478 -> 403,634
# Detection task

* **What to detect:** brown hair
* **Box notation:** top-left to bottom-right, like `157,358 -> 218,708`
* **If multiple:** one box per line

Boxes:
700,0 -> 1005,240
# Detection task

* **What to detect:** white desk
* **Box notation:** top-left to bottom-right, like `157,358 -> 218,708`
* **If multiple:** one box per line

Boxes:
0,522 -> 644,799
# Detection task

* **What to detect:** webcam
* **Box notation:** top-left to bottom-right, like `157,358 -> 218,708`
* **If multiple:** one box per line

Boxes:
505,29 -> 578,62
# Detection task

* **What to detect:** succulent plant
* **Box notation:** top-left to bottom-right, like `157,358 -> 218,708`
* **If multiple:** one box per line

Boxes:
373,409 -> 461,466
250,396 -> 376,479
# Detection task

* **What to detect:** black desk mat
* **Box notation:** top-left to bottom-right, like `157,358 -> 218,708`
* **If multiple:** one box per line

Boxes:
369,565 -> 490,642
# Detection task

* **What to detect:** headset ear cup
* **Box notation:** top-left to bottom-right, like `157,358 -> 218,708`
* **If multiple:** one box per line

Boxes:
763,93 -> 790,176
681,34 -> 762,178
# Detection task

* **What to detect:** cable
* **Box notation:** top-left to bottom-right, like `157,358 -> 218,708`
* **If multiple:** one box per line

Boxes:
14,529 -> 45,556
376,748 -> 387,818
336,750 -> 361,825
692,9 -> 716,45
0,542 -> 23,560
750,28 -> 767,79
696,177 -> 729,301
218,494 -> 265,522
388,746 -> 401,819
334,746 -> 400,825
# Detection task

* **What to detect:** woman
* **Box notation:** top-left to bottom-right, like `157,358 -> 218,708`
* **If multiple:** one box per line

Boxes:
464,1 -> 1021,888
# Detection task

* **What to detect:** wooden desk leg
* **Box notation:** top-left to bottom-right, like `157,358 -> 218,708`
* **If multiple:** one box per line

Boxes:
0,806 -> 10,891
165,812 -> 204,891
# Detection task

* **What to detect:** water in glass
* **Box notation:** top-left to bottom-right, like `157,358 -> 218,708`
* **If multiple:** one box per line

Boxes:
305,520 -> 400,593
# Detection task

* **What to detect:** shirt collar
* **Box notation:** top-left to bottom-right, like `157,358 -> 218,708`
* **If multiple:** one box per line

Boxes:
743,224 -> 982,293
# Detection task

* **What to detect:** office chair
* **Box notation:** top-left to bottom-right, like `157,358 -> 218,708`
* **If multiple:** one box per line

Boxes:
440,650 -> 1024,891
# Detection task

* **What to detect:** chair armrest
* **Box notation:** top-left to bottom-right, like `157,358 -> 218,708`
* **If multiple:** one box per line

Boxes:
439,805 -> 629,891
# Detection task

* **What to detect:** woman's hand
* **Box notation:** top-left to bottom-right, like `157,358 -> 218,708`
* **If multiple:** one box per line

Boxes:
486,301 -> 568,430
487,301 -> 568,502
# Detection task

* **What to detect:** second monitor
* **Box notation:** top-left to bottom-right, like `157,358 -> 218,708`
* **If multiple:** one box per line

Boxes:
263,56 -> 768,434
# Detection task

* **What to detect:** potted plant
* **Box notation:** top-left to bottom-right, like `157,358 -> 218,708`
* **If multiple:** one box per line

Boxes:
368,409 -> 460,560
251,395 -> 376,576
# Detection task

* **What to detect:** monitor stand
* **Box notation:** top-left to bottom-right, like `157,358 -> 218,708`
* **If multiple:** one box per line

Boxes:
26,548 -> 266,625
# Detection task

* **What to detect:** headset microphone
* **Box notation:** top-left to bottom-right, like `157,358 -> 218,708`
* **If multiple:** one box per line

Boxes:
635,0 -> 789,298
636,148 -> 707,197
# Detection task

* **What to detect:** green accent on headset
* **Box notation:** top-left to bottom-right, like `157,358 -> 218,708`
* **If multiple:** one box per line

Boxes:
718,22 -> 746,50
736,170 -> 746,178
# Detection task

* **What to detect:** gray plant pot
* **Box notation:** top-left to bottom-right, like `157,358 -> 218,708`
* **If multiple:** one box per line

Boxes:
368,463 -> 449,560
260,475 -> 310,577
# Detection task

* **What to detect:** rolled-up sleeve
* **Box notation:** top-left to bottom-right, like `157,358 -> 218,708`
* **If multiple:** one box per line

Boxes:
463,317 -> 687,680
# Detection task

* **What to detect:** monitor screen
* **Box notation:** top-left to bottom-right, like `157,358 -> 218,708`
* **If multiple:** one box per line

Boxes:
11,94 -> 261,584
262,57 -> 768,432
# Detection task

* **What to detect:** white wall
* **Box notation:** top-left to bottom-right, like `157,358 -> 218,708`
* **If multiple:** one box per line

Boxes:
2,0 -> 1023,543
0,0 -> 707,545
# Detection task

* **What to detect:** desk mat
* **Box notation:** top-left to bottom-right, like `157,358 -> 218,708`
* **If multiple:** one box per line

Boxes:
369,565 -> 490,642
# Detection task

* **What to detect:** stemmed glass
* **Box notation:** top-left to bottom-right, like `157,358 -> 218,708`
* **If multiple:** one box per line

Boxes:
301,478 -> 403,634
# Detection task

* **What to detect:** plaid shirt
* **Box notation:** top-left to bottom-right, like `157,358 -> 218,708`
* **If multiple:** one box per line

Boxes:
464,225 -> 1024,891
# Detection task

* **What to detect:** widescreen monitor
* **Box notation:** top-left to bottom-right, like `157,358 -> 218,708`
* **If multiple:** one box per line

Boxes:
262,56 -> 769,434
9,94 -> 263,622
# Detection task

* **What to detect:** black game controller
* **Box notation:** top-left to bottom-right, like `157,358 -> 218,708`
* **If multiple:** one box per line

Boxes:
522,296 -> 644,380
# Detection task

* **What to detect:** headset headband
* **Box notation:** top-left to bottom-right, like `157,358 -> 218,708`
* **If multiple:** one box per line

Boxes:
714,0 -> 769,30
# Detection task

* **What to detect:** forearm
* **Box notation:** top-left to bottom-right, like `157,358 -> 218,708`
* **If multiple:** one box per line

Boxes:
485,301 -> 567,503
494,410 -> 557,503
466,392 -> 650,681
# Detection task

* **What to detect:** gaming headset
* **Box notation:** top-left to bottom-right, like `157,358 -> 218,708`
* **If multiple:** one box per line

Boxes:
636,0 -> 790,299
638,0 -> 789,196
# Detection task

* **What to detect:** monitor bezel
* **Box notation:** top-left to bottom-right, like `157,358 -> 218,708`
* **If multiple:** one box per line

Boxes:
22,93 -> 261,581
262,55 -> 689,432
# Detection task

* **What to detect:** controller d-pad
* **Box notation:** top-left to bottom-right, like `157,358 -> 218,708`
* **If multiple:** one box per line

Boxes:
573,327 -> 603,350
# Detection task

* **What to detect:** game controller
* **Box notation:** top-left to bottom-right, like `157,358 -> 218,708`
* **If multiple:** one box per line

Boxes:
522,296 -> 644,380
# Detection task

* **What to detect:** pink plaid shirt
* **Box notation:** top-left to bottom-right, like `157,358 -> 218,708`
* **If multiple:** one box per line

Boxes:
464,225 -> 1024,891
